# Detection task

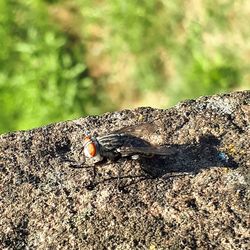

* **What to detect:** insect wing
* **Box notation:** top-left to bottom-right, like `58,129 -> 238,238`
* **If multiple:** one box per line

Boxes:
113,122 -> 158,138
117,145 -> 178,157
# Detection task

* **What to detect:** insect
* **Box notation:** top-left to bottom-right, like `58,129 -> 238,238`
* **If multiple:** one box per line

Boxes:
83,121 -> 177,166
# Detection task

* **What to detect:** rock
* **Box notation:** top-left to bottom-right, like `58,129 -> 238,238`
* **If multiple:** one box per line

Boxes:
0,91 -> 249,249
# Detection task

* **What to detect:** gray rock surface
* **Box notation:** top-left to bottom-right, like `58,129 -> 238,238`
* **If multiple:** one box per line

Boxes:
0,91 -> 249,249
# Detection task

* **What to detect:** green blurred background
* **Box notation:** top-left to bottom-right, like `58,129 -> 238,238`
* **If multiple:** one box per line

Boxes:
0,0 -> 249,134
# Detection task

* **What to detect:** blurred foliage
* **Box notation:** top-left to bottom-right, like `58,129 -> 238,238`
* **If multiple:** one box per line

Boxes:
0,0 -> 249,133
0,0 -> 113,133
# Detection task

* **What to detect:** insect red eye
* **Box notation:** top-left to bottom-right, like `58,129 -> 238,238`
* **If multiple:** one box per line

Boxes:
84,141 -> 97,158
87,143 -> 96,157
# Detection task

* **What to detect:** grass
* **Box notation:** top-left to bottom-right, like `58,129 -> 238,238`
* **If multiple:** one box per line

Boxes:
0,0 -> 249,133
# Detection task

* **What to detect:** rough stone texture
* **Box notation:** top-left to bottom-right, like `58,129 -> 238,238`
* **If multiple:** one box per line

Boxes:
0,91 -> 249,250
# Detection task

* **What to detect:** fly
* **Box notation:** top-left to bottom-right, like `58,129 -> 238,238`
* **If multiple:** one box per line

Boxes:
83,121 -> 177,166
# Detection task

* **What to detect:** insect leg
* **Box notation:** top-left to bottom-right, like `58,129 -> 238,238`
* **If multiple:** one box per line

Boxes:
84,165 -> 98,190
